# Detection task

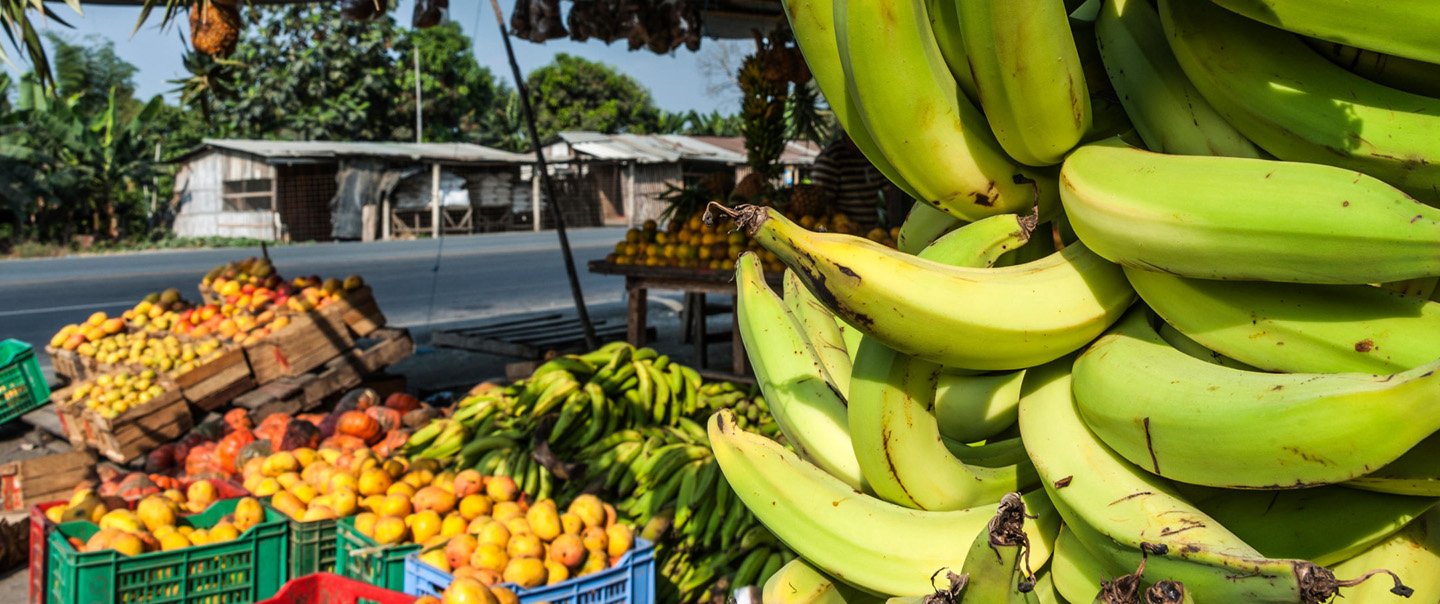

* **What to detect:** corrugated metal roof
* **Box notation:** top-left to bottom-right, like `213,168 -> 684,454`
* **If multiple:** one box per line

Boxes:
553,132 -> 818,165
193,139 -> 533,164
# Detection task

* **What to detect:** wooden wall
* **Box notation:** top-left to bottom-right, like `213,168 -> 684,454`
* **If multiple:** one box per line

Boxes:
173,150 -> 281,240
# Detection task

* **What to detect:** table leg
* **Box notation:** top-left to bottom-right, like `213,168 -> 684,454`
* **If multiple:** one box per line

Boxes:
731,294 -> 748,377
628,282 -> 648,346
695,293 -> 708,370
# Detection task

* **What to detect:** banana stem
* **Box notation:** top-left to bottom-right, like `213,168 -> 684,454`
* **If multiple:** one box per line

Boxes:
704,202 -> 769,236
989,492 -> 1037,589
1097,554 -> 1146,603
1333,567 -> 1412,597
1142,581 -> 1187,604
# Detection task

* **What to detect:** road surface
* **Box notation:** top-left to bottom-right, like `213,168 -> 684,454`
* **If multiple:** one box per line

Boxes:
0,228 -> 628,370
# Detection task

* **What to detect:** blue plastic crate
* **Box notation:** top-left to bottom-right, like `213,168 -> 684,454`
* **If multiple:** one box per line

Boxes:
402,538 -> 655,604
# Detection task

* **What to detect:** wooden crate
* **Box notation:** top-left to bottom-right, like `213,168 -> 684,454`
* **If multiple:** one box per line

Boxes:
354,328 -> 415,374
46,347 -> 89,383
81,387 -> 193,464
245,310 -> 354,385
0,450 -> 96,512
49,387 -> 88,450
173,346 -> 255,413
322,286 -> 387,338
232,328 -> 413,418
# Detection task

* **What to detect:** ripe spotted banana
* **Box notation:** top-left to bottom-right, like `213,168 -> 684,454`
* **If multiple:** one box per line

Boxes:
1072,310 -> 1440,489
1202,0 -> 1440,65
1161,0 -> 1440,205
783,269 -> 853,397
1060,141 -> 1440,284
1125,267 -> 1440,374
734,254 -> 864,490
836,0 -> 1059,220
707,409 -> 1058,597
779,0 -> 919,200
711,204 -> 1134,371
956,0 -> 1090,166
1093,0 -> 1259,157
850,338 -> 1038,510
1020,358 -> 1363,603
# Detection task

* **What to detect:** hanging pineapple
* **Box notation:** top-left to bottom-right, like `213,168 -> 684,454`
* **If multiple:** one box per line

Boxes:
189,0 -> 241,57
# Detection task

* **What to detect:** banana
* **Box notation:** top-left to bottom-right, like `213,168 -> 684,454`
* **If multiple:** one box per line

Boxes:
1144,581 -> 1193,604
850,338 -> 1039,510
783,269 -> 854,396
922,0 -> 978,106
1160,0 -> 1440,205
943,436 -> 1032,468
1060,141 -> 1440,284
1303,38 -> 1440,99
933,369 -> 1026,444
896,202 -> 964,255
1153,322 -> 1256,372
1201,0 -> 1440,65
1349,432 -> 1440,496
953,493 -> 1043,603
1020,357 -> 1376,603
779,0 -> 921,201
1092,0 -> 1259,157
836,0 -> 1058,220
917,213 -> 1035,268
735,254 -> 865,490
1126,267 -> 1440,374
955,0 -> 1090,166
762,559 -> 852,604
1178,485 -> 1437,566
1075,310 -> 1440,488
711,204 -> 1134,371
708,409 -> 1057,596
1329,510 -> 1438,602
1051,528 -> 1109,604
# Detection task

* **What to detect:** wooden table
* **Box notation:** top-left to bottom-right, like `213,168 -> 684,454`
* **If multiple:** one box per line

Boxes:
588,261 -> 772,380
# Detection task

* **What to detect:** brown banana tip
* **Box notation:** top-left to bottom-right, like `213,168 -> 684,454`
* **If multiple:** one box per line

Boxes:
1334,567 -> 1412,598
1144,581 -> 1187,604
703,202 -> 739,227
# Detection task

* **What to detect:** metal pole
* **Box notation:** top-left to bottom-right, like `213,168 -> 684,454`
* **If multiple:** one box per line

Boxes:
487,0 -> 599,349
532,168 -> 542,232
431,163 -> 442,239
626,162 -> 636,228
414,45 -> 424,143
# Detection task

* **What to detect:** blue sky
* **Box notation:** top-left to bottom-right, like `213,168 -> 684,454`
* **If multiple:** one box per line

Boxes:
5,0 -> 745,114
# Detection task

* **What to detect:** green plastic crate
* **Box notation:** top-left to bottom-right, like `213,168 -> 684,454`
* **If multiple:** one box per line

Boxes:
285,514 -> 338,578
47,497 -> 289,604
335,514 -> 418,591
0,340 -> 50,427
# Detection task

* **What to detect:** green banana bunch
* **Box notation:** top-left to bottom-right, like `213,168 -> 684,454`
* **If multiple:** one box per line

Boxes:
1329,511 -> 1438,601
1072,310 -> 1440,489
850,338 -> 1039,510
1153,322 -> 1255,372
836,0 -> 1058,221
1019,358 -> 1377,603
415,418 -> 470,461
714,204 -> 1134,371
782,269 -> 854,396
1202,0 -> 1440,65
916,213 -> 1035,268
1126,268 -> 1440,374
1160,0 -> 1440,204
1060,141 -> 1440,283
1051,528 -> 1107,604
955,0 -> 1090,166
1092,0 -> 1259,157
708,408 -> 1058,596
923,0 -> 978,106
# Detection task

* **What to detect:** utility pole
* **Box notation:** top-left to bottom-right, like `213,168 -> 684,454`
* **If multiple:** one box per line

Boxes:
414,44 -> 423,143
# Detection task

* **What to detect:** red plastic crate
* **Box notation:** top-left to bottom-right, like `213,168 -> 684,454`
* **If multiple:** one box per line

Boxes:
259,573 -> 417,604
27,478 -> 247,604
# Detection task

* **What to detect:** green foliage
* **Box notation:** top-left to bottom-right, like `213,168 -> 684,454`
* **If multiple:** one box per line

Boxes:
525,53 -> 664,143
48,33 -> 139,120
189,6 -> 514,145
654,110 -> 744,136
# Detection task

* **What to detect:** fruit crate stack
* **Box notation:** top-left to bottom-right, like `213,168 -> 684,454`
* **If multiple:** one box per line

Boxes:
334,514 -> 418,592
51,376 -> 192,464
0,339 -> 50,427
402,539 -> 657,604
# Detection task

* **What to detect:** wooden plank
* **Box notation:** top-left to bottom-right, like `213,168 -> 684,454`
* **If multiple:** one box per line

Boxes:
175,346 -> 255,412
82,388 -> 192,464
0,450 -> 96,511
450,313 -> 565,333
446,315 -> 576,338
245,310 -> 354,384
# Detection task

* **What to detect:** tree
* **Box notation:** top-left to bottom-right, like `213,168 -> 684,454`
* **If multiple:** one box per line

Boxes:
525,53 -> 663,142
48,33 -> 140,120
188,6 -> 514,144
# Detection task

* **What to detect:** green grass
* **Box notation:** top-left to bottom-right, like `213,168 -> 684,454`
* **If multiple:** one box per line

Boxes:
4,235 -> 284,259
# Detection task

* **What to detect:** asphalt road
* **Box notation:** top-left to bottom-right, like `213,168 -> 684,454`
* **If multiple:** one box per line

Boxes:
0,228 -> 629,371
